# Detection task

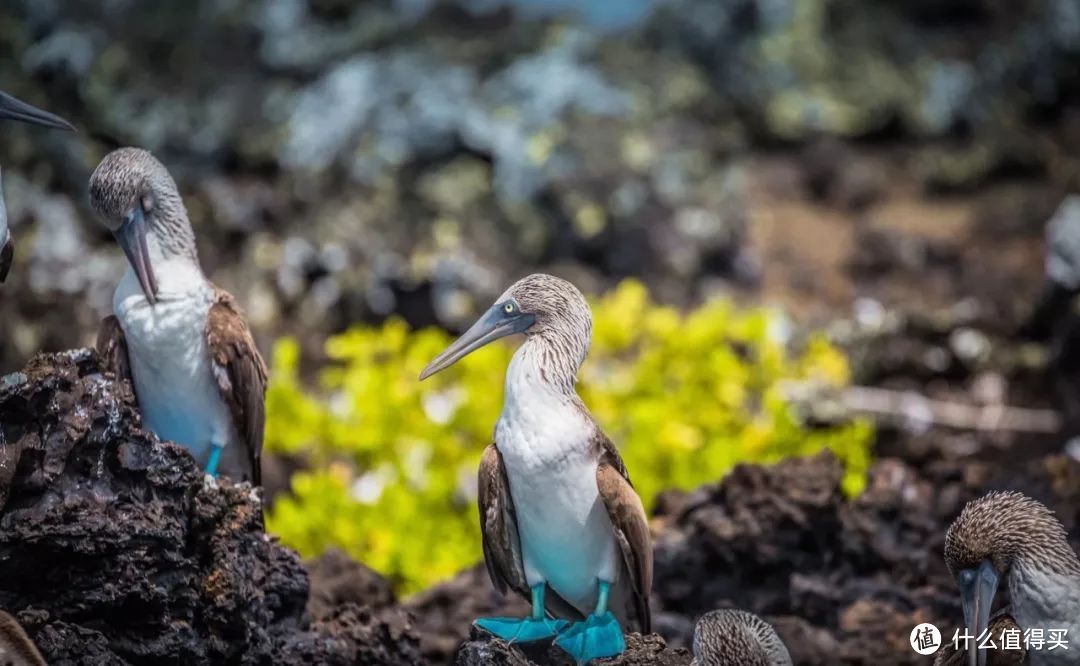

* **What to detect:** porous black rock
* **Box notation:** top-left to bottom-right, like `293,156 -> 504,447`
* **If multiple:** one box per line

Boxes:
0,349 -> 423,665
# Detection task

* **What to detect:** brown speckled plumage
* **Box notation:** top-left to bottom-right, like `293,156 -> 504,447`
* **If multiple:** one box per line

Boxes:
691,610 -> 792,666
944,492 -> 1080,579
89,147 -> 198,261
498,273 -> 592,394
0,611 -> 46,666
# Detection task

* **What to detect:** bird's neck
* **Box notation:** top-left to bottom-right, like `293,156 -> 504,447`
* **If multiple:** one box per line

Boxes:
145,219 -> 205,297
505,332 -> 585,401
1009,556 -> 1080,633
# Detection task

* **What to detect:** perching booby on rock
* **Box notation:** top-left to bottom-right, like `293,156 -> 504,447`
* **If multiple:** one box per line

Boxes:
941,491 -> 1080,666
420,273 -> 652,664
90,147 -> 267,485
0,610 -> 47,666
0,89 -> 75,282
691,609 -> 792,666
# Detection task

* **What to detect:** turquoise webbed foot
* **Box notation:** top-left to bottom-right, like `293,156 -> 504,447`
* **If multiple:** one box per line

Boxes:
475,616 -> 569,643
205,445 -> 223,477
554,612 -> 626,664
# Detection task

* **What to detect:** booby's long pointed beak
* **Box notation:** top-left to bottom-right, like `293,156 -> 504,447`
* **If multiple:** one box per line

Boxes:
0,91 -> 75,131
115,207 -> 158,305
420,304 -> 534,380
959,559 -> 999,666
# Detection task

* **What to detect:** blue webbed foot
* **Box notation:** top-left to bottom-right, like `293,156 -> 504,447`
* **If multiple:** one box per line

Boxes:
554,612 -> 625,664
205,445 -> 223,478
475,616 -> 569,643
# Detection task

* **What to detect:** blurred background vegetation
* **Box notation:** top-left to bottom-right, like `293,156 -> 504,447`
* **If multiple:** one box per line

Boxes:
1,0 -> 1077,596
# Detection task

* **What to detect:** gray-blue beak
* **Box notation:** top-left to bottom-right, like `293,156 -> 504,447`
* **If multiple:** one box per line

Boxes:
420,302 -> 534,380
0,90 -> 74,131
958,559 -> 999,666
115,207 -> 158,305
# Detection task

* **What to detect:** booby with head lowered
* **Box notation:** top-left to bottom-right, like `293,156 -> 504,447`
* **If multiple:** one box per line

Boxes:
691,609 -> 792,666
0,89 -> 75,282
420,274 -> 652,663
90,147 -> 267,485
942,491 -> 1080,666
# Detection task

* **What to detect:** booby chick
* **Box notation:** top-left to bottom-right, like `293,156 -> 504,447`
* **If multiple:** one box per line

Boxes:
691,609 -> 792,666
943,491 -> 1080,666
0,610 -> 47,666
420,274 -> 652,663
90,147 -> 267,485
0,89 -> 75,282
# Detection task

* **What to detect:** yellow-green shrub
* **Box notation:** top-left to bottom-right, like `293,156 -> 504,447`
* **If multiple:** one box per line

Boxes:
265,280 -> 872,593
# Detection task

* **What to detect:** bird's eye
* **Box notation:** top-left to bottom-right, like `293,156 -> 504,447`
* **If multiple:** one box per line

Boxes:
958,569 -> 976,586
503,302 -> 515,314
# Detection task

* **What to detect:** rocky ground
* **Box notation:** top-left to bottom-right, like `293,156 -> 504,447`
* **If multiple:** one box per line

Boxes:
2,305 -> 1077,664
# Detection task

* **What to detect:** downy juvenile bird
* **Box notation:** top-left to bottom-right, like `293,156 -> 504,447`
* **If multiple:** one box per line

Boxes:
420,274 -> 652,664
91,147 -> 267,485
0,89 -> 75,282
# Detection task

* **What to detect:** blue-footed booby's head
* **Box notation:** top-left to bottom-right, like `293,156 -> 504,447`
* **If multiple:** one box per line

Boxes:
692,609 -> 792,666
420,273 -> 592,380
944,491 -> 1080,666
0,90 -> 74,130
89,147 -> 197,305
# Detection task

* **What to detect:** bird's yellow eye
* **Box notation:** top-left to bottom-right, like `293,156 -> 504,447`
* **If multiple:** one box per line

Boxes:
504,303 -> 515,314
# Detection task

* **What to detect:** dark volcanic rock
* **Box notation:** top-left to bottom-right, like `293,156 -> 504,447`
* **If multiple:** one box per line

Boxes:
0,349 -> 422,665
454,627 -> 690,666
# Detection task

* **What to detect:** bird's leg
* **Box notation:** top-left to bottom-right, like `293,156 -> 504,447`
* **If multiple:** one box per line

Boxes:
554,580 -> 626,664
473,583 -> 569,643
205,443 -> 224,477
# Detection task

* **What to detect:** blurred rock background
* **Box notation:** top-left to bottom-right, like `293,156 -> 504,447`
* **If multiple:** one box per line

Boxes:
1,0 -> 1077,370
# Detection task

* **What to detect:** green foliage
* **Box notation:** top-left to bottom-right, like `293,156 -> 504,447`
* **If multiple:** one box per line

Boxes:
265,280 -> 872,593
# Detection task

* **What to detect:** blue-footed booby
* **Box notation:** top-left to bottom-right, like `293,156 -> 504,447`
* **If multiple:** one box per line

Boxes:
420,274 -> 652,664
0,610 -> 47,666
90,147 -> 267,485
691,610 -> 792,666
942,491 -> 1080,666
0,89 -> 75,282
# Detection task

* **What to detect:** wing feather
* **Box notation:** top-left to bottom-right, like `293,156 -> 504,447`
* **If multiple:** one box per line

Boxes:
595,434 -> 653,633
96,315 -> 132,384
205,288 -> 268,485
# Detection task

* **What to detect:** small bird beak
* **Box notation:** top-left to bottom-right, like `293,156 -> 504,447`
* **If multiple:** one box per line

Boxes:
0,90 -> 75,131
959,559 -> 999,666
420,304 -> 534,380
115,207 -> 158,305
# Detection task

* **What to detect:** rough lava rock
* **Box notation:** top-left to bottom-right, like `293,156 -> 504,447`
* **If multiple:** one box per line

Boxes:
2,348 -> 1078,665
0,349 -> 423,665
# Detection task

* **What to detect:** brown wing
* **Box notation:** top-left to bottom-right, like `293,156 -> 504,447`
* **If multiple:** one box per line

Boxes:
595,433 -> 653,634
96,315 -> 132,383
205,288 -> 268,486
478,444 -> 582,621
0,610 -> 47,666
933,612 -> 1026,666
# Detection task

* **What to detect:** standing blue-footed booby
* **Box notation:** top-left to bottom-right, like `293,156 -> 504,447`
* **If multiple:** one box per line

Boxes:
942,491 -> 1080,666
90,147 -> 267,485
0,89 -> 75,282
420,274 -> 652,664
691,610 -> 792,666
0,610 -> 47,666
